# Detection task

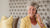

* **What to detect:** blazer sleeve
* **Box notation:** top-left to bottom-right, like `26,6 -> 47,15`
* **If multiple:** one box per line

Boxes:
20,18 -> 26,28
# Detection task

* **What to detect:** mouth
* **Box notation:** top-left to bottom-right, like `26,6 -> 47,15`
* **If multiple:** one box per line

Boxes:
30,14 -> 34,16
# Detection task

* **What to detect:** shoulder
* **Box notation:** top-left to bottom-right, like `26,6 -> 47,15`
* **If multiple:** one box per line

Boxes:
21,16 -> 29,22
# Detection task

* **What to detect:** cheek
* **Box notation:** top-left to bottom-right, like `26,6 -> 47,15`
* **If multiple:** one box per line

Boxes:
28,11 -> 30,14
28,10 -> 36,14
33,11 -> 36,14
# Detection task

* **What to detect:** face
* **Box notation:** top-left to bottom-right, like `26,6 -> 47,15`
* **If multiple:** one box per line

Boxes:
28,6 -> 36,17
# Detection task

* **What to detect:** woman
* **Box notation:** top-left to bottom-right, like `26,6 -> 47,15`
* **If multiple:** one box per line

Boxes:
20,1 -> 46,28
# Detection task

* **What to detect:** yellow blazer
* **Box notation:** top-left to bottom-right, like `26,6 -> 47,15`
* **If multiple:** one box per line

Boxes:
20,15 -> 46,28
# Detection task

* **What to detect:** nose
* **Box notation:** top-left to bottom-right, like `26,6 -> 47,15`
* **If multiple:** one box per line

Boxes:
31,9 -> 33,13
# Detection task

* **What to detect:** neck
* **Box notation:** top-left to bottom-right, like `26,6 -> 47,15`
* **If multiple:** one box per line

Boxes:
30,16 -> 36,20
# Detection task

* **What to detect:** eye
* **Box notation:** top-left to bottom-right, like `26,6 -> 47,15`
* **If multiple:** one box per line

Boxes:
33,8 -> 34,11
33,8 -> 36,11
29,8 -> 31,10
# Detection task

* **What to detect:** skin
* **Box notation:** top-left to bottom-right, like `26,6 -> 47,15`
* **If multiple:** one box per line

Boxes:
28,6 -> 44,28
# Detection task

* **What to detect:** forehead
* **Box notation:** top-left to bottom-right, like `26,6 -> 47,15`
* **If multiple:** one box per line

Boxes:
29,6 -> 36,9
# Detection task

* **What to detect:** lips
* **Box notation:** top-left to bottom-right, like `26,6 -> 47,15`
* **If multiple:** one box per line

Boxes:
30,14 -> 33,16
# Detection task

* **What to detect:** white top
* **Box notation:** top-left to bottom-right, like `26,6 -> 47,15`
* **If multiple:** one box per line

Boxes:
31,23 -> 40,28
